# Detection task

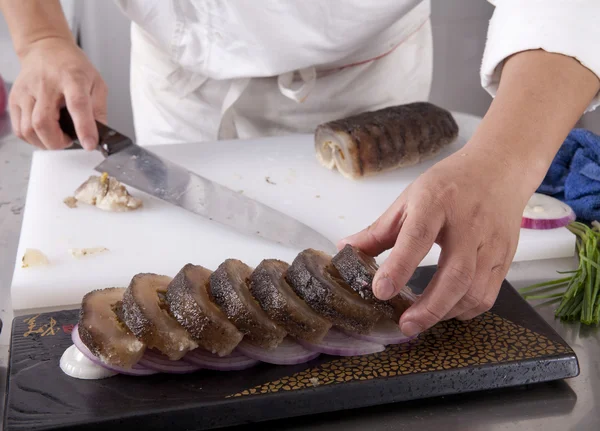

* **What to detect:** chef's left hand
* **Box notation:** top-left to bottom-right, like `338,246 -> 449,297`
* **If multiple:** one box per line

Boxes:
340,143 -> 536,337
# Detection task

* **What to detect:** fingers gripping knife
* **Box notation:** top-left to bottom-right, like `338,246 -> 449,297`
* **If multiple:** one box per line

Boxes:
58,108 -> 337,254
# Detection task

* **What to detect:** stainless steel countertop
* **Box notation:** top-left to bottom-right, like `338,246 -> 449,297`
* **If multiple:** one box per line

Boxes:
0,110 -> 598,431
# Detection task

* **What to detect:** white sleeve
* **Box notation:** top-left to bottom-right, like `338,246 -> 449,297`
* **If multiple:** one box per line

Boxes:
481,0 -> 600,113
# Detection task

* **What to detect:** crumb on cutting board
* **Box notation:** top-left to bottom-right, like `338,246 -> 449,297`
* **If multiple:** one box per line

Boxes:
265,176 -> 276,185
21,248 -> 50,268
63,196 -> 78,208
68,247 -> 109,258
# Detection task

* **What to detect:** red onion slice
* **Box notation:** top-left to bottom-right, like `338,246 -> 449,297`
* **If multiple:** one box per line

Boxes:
138,349 -> 203,374
521,193 -> 576,230
0,74 -> 6,116
344,318 -> 416,345
297,329 -> 385,356
237,337 -> 320,365
72,324 -> 157,376
182,348 -> 260,371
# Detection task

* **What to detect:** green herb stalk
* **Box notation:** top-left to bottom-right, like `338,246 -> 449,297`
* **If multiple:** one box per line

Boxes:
518,221 -> 600,326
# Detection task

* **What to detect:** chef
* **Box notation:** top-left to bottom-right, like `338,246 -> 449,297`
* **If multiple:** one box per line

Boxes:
2,0 -> 599,339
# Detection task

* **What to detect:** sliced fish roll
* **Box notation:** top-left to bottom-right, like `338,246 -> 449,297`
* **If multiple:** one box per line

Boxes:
167,264 -> 243,357
285,249 -> 382,334
78,287 -> 146,369
315,102 -> 459,179
209,259 -> 287,349
249,259 -> 332,343
332,244 -> 417,321
121,273 -> 198,361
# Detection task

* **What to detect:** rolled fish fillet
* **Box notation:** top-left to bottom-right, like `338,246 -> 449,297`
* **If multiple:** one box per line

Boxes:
78,287 -> 146,369
332,244 -> 417,321
122,273 -> 198,361
209,259 -> 287,350
314,102 -> 459,179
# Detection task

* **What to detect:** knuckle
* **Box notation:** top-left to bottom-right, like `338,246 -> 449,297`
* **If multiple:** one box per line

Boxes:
36,75 -> 51,93
8,104 -> 19,119
480,296 -> 496,312
468,202 -> 483,220
8,91 -> 19,106
23,127 -> 36,141
68,94 -> 90,111
66,68 -> 88,85
385,259 -> 413,283
445,264 -> 474,291
490,262 -> 507,278
423,303 -> 445,324
95,78 -> 108,94
32,113 -> 51,131
480,232 -> 506,255
461,291 -> 481,310
365,223 -> 387,249
434,182 -> 459,207
487,231 -> 504,246
456,312 -> 476,322
404,221 -> 433,248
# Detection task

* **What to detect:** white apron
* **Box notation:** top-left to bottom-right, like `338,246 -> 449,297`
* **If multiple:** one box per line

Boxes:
115,0 -> 433,145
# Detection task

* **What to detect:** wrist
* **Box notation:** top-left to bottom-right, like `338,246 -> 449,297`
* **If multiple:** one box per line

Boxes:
463,131 -> 550,200
16,34 -> 76,60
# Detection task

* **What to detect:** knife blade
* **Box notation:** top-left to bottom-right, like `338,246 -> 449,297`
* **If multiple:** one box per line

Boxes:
58,108 -> 337,254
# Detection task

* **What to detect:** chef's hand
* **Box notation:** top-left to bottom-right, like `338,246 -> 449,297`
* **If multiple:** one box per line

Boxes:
340,145 -> 533,337
9,37 -> 106,150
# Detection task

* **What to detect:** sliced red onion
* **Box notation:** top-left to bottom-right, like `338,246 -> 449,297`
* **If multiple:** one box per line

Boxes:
138,349 -> 203,374
521,193 -> 576,230
297,329 -> 385,356
0,74 -> 6,116
72,324 -> 157,376
182,348 -> 260,371
237,337 -> 320,365
345,318 -> 416,345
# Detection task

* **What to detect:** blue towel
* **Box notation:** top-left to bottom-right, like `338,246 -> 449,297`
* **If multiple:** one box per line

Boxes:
537,128 -> 600,222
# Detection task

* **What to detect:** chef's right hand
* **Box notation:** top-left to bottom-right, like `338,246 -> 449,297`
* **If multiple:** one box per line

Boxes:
9,37 -> 107,150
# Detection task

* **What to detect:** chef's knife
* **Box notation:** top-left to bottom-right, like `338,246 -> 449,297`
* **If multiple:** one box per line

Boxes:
58,108 -> 337,254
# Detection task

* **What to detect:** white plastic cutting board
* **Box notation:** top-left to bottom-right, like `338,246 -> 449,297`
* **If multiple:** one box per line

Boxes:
10,113 -> 575,312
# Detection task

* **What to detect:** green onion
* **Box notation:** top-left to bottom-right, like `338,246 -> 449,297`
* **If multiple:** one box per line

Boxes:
519,221 -> 600,326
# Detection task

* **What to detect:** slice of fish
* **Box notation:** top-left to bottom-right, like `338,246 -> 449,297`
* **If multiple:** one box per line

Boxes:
332,244 -> 417,321
73,172 -> 143,211
78,287 -> 146,369
209,259 -> 287,349
249,259 -> 332,343
285,249 -> 382,334
121,273 -> 198,361
315,102 -> 459,179
166,264 -> 243,357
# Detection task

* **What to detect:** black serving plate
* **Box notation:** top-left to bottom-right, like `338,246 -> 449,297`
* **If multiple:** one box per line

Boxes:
2,266 -> 579,431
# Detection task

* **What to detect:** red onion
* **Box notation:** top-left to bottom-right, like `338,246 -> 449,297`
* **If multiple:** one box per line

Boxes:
138,349 -> 203,374
345,318 -> 416,345
72,324 -> 157,376
521,193 -> 576,230
237,337 -> 320,365
0,75 -> 6,116
183,348 -> 260,371
297,329 -> 385,356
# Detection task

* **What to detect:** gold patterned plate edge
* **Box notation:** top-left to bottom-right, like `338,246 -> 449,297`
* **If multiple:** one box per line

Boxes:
227,311 -> 572,398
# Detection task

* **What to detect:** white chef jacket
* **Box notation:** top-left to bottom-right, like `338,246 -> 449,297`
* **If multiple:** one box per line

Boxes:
113,0 -> 600,146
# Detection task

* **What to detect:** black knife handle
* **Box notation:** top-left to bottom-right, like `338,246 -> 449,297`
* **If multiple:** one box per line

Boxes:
58,107 -> 133,157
